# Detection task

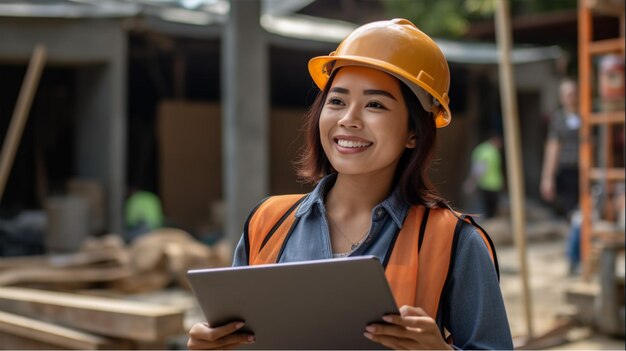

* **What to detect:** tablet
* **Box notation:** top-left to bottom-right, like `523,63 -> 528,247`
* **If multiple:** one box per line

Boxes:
187,255 -> 399,349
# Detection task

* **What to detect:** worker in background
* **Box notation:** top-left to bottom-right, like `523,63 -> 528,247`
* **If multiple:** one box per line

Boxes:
188,18 -> 512,350
124,187 -> 164,242
540,79 -> 580,275
463,132 -> 504,218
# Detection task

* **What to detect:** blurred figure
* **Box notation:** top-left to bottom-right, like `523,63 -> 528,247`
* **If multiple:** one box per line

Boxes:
124,188 -> 163,242
541,79 -> 579,215
463,132 -> 504,218
540,79 -> 580,274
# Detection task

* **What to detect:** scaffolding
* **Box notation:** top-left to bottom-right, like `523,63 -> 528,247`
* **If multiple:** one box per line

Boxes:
578,0 -> 625,336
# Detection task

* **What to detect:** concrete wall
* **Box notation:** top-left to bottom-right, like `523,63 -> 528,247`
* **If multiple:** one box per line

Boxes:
0,18 -> 127,234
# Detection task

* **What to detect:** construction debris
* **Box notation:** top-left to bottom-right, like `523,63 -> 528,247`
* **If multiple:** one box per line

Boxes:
0,287 -> 185,342
0,230 -> 231,292
0,229 -> 231,349
0,310 -> 132,350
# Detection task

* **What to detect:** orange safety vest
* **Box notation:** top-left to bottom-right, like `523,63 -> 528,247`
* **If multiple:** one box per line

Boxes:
244,194 -> 498,320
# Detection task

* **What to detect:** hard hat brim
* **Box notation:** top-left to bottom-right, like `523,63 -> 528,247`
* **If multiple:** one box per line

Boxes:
308,55 -> 451,128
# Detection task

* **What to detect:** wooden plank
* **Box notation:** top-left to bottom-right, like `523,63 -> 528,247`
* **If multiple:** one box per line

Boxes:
579,0 -> 595,270
0,287 -> 185,342
0,44 -> 46,202
589,38 -> 625,55
495,0 -> 534,339
514,318 -> 576,350
590,110 -> 626,125
0,311 -> 130,350
0,247 -> 127,271
0,331 -> 64,350
589,167 -> 625,180
585,0 -> 626,17
0,266 -> 133,286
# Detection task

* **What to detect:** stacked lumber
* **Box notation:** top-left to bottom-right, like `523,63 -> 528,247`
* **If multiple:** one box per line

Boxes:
0,311 -> 132,350
0,229 -> 231,349
0,288 -> 184,349
0,229 -> 231,292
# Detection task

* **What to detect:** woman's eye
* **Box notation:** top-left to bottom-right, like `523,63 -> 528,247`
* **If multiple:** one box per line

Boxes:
327,97 -> 344,106
366,101 -> 387,109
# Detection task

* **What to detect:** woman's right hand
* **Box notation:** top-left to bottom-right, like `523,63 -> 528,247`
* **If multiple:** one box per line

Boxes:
187,321 -> 255,349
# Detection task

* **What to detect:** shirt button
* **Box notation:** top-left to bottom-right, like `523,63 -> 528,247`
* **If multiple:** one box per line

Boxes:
375,208 -> 384,218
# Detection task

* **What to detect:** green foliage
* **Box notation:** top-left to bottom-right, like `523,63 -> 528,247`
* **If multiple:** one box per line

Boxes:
384,0 -> 473,38
518,0 -> 578,14
383,0 -> 578,38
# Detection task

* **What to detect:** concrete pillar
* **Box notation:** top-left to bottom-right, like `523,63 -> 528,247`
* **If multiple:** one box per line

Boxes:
75,69 -> 126,235
221,0 -> 269,248
74,22 -> 127,236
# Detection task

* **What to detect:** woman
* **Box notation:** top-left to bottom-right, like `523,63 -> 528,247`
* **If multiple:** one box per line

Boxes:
189,18 -> 512,350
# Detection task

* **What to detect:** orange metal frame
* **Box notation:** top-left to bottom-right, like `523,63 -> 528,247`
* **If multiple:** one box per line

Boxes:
577,0 -> 625,274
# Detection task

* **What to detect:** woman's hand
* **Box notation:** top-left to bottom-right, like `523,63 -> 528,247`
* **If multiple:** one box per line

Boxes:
187,321 -> 255,350
364,305 -> 452,350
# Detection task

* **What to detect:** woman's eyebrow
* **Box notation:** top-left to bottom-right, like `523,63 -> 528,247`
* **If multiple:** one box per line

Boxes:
330,87 -> 349,94
364,89 -> 397,101
330,87 -> 397,101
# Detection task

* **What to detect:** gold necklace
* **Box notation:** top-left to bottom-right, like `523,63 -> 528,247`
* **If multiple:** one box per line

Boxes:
327,215 -> 369,251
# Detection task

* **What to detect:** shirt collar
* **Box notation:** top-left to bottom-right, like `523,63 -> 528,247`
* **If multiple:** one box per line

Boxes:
379,186 -> 409,228
295,174 -> 409,228
295,174 -> 335,217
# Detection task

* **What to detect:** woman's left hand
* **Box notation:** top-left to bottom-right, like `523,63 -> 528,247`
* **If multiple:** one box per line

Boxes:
364,305 -> 453,350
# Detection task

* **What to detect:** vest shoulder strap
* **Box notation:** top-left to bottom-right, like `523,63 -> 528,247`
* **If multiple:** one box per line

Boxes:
245,194 -> 306,264
385,207 -> 459,317
386,207 -> 498,318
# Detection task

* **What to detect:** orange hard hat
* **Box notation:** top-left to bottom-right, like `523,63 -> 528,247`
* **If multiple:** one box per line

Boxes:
308,18 -> 451,128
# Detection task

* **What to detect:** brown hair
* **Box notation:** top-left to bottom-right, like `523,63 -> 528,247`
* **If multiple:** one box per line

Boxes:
295,69 -> 448,208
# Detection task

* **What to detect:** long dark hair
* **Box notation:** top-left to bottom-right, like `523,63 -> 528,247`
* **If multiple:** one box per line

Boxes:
295,68 -> 447,208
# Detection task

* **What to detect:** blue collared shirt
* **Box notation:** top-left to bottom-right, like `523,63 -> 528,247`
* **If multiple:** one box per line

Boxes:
233,175 -> 513,350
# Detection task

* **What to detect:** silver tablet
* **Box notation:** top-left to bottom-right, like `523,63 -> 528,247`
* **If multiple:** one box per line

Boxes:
187,255 -> 399,349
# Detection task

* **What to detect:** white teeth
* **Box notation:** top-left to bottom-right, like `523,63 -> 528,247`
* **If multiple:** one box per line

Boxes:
337,139 -> 371,148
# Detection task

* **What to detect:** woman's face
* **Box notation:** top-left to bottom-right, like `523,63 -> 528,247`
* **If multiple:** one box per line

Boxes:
319,65 -> 415,178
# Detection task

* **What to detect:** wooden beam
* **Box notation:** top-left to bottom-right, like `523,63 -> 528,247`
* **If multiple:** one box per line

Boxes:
0,266 -> 133,286
589,167 -> 626,181
0,247 -> 127,271
0,287 -> 185,342
589,38 -> 625,55
0,311 -> 131,350
590,110 -> 626,125
0,44 -> 46,203
495,0 -> 535,339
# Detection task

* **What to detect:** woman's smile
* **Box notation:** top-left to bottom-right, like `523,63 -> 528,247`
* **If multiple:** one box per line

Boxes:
334,135 -> 373,154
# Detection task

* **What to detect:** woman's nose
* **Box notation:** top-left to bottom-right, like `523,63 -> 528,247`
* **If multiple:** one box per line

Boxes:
338,106 -> 362,129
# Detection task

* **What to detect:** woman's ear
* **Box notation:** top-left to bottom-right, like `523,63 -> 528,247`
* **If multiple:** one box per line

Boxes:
406,133 -> 417,149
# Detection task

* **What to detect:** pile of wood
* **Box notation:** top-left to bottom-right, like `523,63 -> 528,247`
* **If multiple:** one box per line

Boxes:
0,229 -> 231,292
0,287 -> 185,349
0,229 -> 232,349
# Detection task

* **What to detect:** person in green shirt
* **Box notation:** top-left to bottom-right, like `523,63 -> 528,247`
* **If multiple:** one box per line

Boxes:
125,189 -> 164,241
463,133 -> 504,218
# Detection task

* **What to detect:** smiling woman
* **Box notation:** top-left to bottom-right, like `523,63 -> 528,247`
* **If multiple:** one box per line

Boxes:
319,67 -> 413,183
188,18 -> 513,350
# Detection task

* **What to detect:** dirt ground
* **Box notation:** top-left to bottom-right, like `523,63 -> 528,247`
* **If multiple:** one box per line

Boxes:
497,235 -> 625,349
